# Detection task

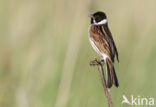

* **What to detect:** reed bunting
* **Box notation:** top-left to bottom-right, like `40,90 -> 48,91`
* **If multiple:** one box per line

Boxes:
89,11 -> 119,88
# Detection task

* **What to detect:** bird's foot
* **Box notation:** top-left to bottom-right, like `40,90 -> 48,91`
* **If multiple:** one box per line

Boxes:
90,58 -> 102,66
100,59 -> 105,65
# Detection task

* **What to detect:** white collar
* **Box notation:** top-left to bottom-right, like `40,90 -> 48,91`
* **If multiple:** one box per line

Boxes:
93,19 -> 107,25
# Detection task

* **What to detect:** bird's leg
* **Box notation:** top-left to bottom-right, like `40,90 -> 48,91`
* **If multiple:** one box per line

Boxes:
100,59 -> 105,65
90,57 -> 100,66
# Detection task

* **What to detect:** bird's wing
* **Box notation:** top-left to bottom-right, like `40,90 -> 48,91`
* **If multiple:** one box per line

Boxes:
90,29 -> 113,61
90,25 -> 119,62
101,25 -> 119,62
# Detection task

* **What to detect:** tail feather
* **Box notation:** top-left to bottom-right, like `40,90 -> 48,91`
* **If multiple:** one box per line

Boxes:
106,61 -> 112,88
106,58 -> 119,88
112,66 -> 119,87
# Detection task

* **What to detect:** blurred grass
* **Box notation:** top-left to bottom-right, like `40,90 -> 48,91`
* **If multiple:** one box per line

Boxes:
0,0 -> 156,107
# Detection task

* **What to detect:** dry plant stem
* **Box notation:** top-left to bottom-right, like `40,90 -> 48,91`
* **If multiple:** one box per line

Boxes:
90,59 -> 113,107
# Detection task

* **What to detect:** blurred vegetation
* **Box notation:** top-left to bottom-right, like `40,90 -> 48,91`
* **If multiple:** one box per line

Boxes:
0,0 -> 156,107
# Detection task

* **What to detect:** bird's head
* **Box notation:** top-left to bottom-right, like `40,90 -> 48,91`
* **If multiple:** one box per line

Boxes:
90,11 -> 108,25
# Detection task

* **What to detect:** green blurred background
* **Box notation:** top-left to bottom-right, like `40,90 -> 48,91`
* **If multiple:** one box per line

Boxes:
0,0 -> 156,107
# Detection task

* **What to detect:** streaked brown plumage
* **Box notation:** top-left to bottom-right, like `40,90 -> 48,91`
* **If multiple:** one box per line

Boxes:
90,24 -> 119,63
89,11 -> 119,88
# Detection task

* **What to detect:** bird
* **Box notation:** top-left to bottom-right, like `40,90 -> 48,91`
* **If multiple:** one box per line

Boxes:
88,11 -> 119,88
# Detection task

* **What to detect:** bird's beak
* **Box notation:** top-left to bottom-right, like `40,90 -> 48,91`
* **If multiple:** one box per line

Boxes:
89,14 -> 93,18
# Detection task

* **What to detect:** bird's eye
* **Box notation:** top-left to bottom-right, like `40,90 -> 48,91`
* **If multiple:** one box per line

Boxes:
95,16 -> 101,22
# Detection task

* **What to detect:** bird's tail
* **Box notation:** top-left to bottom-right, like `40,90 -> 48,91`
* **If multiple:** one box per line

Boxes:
106,58 -> 119,88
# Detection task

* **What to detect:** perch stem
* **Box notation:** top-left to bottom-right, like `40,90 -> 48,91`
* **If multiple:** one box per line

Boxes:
90,59 -> 113,107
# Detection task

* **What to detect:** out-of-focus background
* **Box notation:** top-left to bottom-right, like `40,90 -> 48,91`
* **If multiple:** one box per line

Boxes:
0,0 -> 156,107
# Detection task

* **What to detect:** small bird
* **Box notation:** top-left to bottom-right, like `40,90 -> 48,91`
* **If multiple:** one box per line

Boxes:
88,11 -> 119,88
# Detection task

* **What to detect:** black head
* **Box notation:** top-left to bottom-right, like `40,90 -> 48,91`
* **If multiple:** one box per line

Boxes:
90,11 -> 107,25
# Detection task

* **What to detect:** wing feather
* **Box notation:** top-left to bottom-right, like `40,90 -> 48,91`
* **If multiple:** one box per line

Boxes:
90,25 -> 119,62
